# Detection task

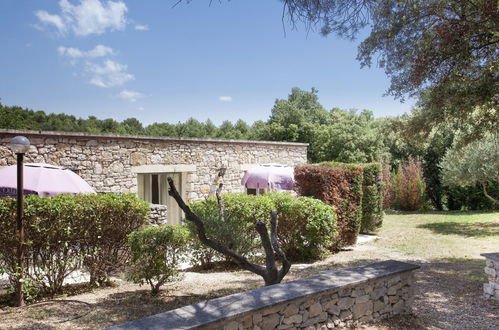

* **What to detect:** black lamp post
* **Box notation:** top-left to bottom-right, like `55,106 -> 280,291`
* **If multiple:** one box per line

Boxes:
9,136 -> 30,307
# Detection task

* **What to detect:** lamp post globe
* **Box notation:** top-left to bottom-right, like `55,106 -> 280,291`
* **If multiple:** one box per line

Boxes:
9,136 -> 30,154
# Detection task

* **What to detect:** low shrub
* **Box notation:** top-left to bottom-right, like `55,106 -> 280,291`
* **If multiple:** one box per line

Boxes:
268,192 -> 337,260
128,225 -> 190,295
188,192 -> 337,263
0,193 -> 149,299
188,196 -> 261,267
295,163 -> 363,248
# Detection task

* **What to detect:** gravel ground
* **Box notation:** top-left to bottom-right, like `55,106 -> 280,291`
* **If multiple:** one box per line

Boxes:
1,221 -> 498,329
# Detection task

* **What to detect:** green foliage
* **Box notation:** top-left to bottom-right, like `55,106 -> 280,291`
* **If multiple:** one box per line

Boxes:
359,163 -> 383,233
0,194 -> 148,298
284,0 -> 498,141
188,192 -> 337,263
255,88 -> 386,163
188,196 -> 262,266
294,163 -> 363,248
446,183 -> 499,211
441,133 -> 499,205
267,192 -> 337,260
128,225 -> 190,295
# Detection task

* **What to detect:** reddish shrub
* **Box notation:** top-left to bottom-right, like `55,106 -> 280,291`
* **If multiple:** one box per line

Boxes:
391,157 -> 426,211
294,164 -> 363,248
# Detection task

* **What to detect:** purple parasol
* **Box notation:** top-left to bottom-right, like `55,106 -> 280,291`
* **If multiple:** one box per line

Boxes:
241,163 -> 294,191
0,163 -> 96,197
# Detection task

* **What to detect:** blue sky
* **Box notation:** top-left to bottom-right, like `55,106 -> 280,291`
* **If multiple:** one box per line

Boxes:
0,0 -> 415,125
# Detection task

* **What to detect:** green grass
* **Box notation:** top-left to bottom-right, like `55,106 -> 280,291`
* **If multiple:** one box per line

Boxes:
375,211 -> 499,260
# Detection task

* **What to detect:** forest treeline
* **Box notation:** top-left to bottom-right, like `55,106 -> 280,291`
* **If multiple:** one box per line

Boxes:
1,87 -> 497,210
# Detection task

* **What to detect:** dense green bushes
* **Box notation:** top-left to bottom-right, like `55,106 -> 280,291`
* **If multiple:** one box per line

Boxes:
0,194 -> 149,299
128,225 -> 190,295
358,163 -> 384,232
294,163 -> 363,248
446,183 -> 499,211
188,192 -> 337,262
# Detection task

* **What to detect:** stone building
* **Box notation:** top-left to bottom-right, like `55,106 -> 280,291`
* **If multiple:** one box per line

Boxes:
0,129 -> 307,224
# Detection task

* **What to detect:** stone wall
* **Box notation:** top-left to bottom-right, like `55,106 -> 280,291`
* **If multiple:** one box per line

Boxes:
481,253 -> 499,301
108,260 -> 420,330
0,129 -> 308,202
148,204 -> 168,226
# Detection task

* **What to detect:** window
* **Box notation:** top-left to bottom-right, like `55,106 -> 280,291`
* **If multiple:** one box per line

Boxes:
246,188 -> 266,195
137,172 -> 183,225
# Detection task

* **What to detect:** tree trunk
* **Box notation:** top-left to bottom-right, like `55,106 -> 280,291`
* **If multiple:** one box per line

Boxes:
480,181 -> 499,205
167,175 -> 290,286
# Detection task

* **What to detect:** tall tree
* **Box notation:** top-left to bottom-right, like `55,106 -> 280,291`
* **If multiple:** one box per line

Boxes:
282,0 -> 498,140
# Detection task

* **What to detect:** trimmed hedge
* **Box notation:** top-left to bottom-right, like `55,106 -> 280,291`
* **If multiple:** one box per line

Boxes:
188,192 -> 337,263
359,163 -> 383,233
0,194 -> 149,298
295,163 -> 364,248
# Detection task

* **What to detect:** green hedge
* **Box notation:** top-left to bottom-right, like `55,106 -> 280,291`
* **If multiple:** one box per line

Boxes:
128,225 -> 190,295
188,192 -> 337,263
359,163 -> 383,233
0,194 -> 149,298
295,163 -> 364,248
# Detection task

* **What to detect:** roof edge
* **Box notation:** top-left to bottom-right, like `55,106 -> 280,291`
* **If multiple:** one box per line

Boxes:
0,129 -> 309,147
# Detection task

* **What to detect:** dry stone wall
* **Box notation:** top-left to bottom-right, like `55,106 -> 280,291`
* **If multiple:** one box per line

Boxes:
108,260 -> 420,330
0,129 -> 307,203
481,253 -> 499,301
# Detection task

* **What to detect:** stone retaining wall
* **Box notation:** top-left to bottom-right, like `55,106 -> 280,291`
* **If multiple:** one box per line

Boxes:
0,129 -> 307,202
481,253 -> 499,301
108,260 -> 419,330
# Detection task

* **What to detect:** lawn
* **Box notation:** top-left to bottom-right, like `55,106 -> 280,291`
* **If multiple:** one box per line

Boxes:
1,211 -> 498,329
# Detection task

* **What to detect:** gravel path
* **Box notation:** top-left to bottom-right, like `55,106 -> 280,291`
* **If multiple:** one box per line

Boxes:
1,236 -> 498,329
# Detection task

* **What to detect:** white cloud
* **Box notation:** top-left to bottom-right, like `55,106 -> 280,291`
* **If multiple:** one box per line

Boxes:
35,0 -> 128,36
58,44 -> 114,59
137,106 -> 144,111
86,60 -> 134,88
118,89 -> 144,102
219,96 -> 233,102
35,10 -> 66,34
134,24 -> 148,31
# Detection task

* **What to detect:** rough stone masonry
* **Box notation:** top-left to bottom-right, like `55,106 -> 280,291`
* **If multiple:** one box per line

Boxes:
0,129 -> 307,201
108,260 -> 420,330
481,253 -> 499,301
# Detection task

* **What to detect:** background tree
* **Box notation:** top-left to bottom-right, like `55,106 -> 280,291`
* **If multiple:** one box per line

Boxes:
441,133 -> 499,204
282,0 -> 498,141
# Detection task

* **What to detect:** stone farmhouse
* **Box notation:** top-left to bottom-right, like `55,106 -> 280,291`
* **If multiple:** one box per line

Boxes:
0,129 -> 307,225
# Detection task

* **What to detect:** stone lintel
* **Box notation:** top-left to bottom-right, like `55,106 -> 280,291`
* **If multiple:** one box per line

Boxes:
131,164 -> 196,174
107,260 -> 420,330
481,253 -> 499,262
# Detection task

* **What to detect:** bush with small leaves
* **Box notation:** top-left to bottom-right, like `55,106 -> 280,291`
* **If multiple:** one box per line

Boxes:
128,225 -> 190,295
0,193 -> 149,300
188,192 -> 337,263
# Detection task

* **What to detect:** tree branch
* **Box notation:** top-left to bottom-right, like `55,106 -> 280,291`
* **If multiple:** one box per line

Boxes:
167,177 -> 267,277
480,181 -> 499,205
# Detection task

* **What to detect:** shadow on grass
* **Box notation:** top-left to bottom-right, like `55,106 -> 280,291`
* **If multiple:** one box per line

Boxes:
417,221 -> 499,237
